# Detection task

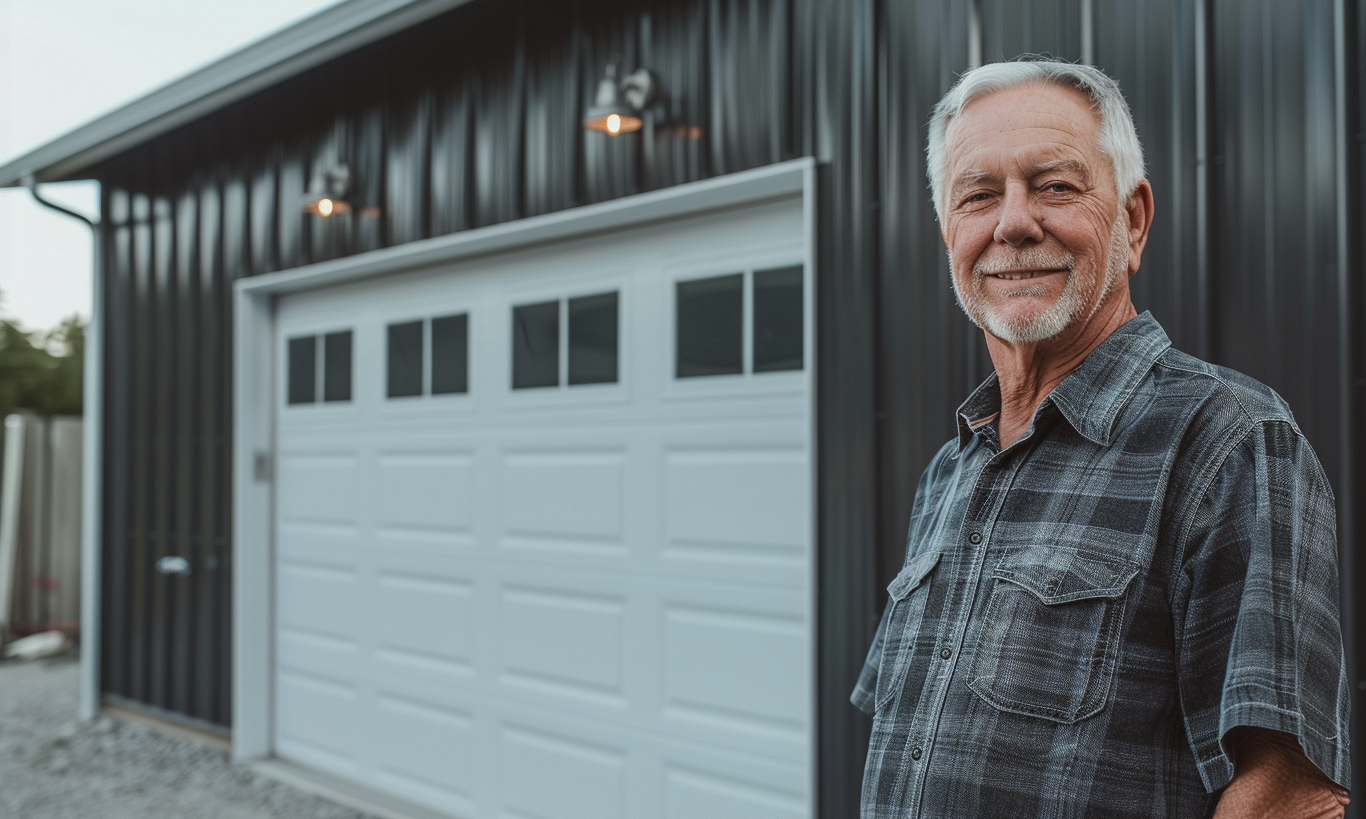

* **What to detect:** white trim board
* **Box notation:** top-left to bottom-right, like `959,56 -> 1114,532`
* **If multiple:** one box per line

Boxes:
231,158 -> 816,767
79,229 -> 105,721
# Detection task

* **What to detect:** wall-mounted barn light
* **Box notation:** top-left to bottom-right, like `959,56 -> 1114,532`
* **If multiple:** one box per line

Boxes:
302,164 -> 353,217
584,63 -> 656,136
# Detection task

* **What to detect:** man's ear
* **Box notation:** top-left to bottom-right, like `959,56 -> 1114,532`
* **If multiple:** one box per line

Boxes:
1124,179 -> 1155,275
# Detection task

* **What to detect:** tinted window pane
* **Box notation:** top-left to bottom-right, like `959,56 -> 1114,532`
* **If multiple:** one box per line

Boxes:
568,291 -> 618,385
676,274 -> 743,378
387,320 -> 424,398
323,330 -> 353,402
287,335 -> 317,404
753,265 -> 804,372
512,301 -> 559,389
431,313 -> 469,394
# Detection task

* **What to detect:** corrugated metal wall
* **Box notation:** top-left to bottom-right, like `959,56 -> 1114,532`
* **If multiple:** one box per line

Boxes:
93,0 -> 1364,813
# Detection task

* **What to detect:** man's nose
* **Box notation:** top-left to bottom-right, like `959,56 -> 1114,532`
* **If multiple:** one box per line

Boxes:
993,185 -> 1045,246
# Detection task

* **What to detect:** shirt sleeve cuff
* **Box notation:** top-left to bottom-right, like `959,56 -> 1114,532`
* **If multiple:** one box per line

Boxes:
850,676 -> 875,716
1199,700 -> 1351,793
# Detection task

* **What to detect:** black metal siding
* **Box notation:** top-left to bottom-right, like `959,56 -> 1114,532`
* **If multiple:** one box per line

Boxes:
92,0 -> 1364,814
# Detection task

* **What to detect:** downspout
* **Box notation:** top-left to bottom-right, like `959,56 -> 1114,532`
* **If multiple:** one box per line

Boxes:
25,175 -> 104,722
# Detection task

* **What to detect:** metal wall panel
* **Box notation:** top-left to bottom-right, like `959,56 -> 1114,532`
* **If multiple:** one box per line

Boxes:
1344,0 -> 1366,804
100,164 -> 235,728
980,0 -> 1084,63
1093,0 -> 1205,356
792,0 -> 880,813
876,0 -> 979,596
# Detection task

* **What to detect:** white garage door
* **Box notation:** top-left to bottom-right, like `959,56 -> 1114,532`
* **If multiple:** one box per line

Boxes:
271,194 -> 813,819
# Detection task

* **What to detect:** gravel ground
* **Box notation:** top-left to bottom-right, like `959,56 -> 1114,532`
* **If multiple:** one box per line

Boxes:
0,650 -> 377,819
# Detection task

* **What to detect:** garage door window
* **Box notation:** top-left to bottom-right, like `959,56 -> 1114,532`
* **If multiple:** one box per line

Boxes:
287,336 -> 317,404
512,301 -> 560,389
322,331 -> 353,402
387,314 -> 470,399
387,321 -> 425,398
568,292 -> 619,385
287,330 -> 352,404
431,313 -> 469,394
513,291 -> 619,389
676,274 -> 743,378
753,265 -> 804,372
676,266 -> 803,378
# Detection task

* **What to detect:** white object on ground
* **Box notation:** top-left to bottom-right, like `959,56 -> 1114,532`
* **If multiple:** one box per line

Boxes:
3,629 -> 69,660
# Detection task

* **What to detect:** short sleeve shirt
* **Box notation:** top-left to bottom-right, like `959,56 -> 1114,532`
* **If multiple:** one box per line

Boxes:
853,312 -> 1350,818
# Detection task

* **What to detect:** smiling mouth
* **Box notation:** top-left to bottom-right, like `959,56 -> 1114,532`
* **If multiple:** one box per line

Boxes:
986,269 -> 1067,281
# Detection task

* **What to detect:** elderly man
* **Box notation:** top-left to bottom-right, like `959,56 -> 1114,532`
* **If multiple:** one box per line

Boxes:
853,59 -> 1351,818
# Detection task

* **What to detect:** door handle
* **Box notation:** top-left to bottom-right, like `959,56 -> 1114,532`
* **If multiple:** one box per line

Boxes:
156,555 -> 191,576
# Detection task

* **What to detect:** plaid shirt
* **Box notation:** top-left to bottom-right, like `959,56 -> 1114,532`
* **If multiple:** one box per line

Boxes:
853,312 -> 1350,818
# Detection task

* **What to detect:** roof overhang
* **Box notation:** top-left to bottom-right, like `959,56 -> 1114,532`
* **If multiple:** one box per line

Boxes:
0,0 -> 475,188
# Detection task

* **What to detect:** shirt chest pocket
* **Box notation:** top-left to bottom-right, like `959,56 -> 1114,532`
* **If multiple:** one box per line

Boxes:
967,545 -> 1141,724
875,549 -> 942,711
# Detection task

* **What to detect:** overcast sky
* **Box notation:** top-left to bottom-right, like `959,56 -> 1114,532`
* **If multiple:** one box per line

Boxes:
0,0 -> 340,333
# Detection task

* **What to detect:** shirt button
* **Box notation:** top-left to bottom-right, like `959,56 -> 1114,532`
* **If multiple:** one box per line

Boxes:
911,747 -> 923,760
940,648 -> 952,659
968,532 -> 983,544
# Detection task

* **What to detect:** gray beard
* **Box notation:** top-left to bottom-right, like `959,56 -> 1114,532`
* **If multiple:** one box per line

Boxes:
951,216 -> 1130,344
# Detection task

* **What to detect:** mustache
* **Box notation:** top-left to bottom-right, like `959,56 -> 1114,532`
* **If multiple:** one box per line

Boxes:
972,249 -> 1076,276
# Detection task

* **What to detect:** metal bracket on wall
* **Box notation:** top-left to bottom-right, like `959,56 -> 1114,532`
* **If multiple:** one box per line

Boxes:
253,452 -> 272,483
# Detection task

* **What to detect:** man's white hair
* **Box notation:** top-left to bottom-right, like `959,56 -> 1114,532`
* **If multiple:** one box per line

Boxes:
927,59 -> 1146,221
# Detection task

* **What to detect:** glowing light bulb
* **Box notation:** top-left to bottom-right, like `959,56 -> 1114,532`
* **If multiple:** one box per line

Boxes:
606,114 -> 622,135
317,198 -> 334,217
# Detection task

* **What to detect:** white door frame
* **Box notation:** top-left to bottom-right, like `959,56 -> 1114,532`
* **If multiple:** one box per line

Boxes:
231,158 -> 817,763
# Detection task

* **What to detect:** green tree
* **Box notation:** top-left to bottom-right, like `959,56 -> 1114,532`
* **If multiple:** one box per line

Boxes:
0,315 -> 84,420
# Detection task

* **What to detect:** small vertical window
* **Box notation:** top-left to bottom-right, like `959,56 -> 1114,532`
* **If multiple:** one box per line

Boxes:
568,292 -> 618,385
431,313 -> 469,394
676,274 -> 743,378
387,321 -> 425,398
287,336 -> 317,404
513,301 -> 559,389
323,330 -> 353,402
752,265 -> 804,372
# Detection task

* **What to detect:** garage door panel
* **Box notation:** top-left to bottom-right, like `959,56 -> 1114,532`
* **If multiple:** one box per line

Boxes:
663,765 -> 807,819
375,450 -> 475,534
277,521 -> 363,568
498,585 -> 627,704
278,628 -> 360,684
371,694 -> 479,817
661,604 -> 809,740
499,450 -> 627,547
664,447 -> 808,547
373,572 -> 476,676
500,724 -> 627,819
278,451 -> 364,526
277,561 -> 363,641
276,670 -> 362,775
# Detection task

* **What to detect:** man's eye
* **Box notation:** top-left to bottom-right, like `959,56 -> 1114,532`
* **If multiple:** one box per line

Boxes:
963,191 -> 991,203
1043,182 -> 1071,193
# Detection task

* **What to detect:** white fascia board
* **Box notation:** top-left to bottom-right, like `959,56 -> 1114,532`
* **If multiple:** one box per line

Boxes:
0,0 -> 473,188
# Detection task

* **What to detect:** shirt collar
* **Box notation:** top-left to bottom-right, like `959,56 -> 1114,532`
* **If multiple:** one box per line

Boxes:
955,312 -> 1172,451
